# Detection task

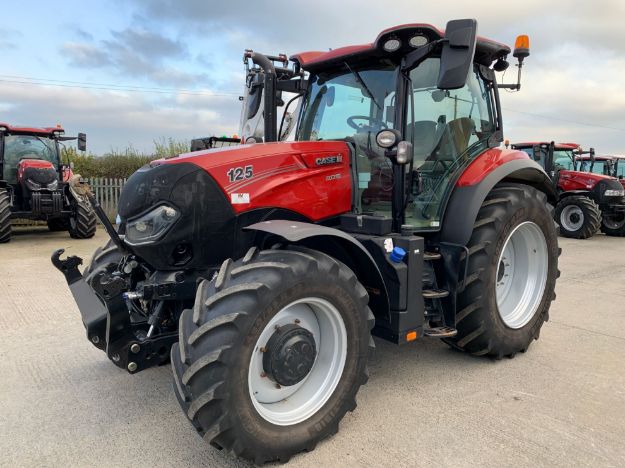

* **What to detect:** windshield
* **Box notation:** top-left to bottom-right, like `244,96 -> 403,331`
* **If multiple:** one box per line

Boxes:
297,64 -> 397,149
578,159 -> 619,177
552,149 -> 575,171
3,135 -> 59,182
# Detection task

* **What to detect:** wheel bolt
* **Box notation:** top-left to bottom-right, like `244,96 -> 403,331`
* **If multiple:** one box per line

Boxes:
294,319 -> 301,324
127,362 -> 137,372
260,372 -> 267,378
130,343 -> 140,354
259,346 -> 267,353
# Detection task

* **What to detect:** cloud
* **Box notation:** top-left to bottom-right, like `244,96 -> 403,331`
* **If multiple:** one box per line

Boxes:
0,82 -> 241,153
60,27 -> 208,86
0,27 -> 20,49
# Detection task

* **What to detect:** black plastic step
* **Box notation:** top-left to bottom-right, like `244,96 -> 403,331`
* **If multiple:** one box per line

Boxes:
422,288 -> 449,299
423,326 -> 457,338
424,251 -> 442,261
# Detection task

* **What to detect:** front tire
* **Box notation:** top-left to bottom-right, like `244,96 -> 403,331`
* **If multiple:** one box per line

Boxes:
446,183 -> 559,358
69,200 -> 97,239
555,195 -> 601,239
171,246 -> 374,464
0,188 -> 11,243
600,212 -> 625,237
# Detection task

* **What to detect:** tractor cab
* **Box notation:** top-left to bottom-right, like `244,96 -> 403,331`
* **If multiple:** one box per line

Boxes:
0,123 -> 95,242
292,22 -> 526,232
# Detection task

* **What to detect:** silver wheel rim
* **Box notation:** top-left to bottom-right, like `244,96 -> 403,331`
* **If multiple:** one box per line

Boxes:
248,297 -> 347,426
603,216 -> 625,230
560,205 -> 584,232
496,221 -> 549,329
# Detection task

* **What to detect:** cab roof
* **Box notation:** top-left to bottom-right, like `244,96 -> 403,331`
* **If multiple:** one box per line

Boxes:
0,122 -> 64,136
290,23 -> 511,71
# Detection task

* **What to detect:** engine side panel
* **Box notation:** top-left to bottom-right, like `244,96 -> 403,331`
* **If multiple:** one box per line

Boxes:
558,170 -> 614,192
162,141 -> 352,222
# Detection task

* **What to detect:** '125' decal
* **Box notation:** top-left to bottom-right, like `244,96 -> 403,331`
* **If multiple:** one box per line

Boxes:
227,165 -> 253,183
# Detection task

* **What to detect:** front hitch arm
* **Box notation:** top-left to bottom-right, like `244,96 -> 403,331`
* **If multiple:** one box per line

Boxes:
51,249 -> 108,349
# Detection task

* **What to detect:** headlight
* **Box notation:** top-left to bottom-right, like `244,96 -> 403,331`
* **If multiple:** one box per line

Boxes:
604,189 -> 625,197
125,204 -> 180,245
25,178 -> 41,191
47,179 -> 59,190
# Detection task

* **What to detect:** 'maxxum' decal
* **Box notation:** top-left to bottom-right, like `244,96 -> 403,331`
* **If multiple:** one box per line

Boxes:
231,193 -> 250,204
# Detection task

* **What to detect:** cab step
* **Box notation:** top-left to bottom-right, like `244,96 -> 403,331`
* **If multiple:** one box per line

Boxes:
422,288 -> 449,299
424,251 -> 442,261
423,326 -> 457,338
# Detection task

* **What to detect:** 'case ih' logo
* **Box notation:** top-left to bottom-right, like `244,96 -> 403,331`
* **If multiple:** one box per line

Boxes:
315,155 -> 343,166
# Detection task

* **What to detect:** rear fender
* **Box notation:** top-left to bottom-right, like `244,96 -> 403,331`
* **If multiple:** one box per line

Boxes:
441,158 -> 555,246
245,220 -> 390,320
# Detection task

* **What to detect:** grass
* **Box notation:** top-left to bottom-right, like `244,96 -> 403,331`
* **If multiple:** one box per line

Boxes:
61,137 -> 190,179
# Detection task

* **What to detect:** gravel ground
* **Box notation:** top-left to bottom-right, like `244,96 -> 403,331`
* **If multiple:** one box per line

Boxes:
1,227 -> 624,468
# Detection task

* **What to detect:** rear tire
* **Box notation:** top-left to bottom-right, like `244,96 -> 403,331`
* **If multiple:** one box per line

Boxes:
555,195 -> 601,239
446,183 -> 559,358
171,246 -> 374,464
69,200 -> 96,239
0,188 -> 11,243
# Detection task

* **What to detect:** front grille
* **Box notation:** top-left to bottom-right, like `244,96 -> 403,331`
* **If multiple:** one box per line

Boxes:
31,191 -> 63,215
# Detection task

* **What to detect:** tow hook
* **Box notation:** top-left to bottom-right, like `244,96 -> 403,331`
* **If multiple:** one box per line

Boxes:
51,249 -> 84,284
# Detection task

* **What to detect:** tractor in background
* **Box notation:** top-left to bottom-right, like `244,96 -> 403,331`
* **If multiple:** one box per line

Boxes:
0,124 -> 96,242
54,20 -> 560,463
576,153 -> 625,188
512,141 -> 625,237
189,50 -> 300,153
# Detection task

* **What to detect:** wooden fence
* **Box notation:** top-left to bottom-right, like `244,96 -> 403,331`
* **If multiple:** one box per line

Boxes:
87,177 -> 126,221
12,177 -> 126,225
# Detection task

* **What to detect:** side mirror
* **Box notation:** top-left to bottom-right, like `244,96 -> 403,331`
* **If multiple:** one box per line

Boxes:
437,18 -> 477,90
77,133 -> 87,151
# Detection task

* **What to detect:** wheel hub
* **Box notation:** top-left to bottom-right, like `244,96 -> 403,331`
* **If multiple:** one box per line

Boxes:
263,324 -> 316,386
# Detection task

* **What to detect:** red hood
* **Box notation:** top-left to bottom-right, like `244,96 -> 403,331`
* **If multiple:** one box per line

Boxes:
558,169 -> 618,191
17,159 -> 56,182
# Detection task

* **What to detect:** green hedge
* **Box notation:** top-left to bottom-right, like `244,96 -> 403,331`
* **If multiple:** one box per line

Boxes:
61,138 -> 190,179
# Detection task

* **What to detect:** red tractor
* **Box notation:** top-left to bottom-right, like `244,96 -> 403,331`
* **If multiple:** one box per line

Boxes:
53,20 -> 560,464
0,123 -> 96,242
511,141 -> 625,237
576,153 -> 625,188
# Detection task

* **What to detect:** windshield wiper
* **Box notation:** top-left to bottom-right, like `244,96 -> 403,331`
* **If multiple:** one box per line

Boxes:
344,62 -> 381,110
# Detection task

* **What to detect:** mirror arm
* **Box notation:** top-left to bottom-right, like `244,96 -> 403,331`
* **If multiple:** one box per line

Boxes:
401,40 -> 442,71
497,59 -> 524,91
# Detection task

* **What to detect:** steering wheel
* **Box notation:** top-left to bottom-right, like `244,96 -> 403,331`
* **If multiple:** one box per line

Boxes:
347,115 -> 388,132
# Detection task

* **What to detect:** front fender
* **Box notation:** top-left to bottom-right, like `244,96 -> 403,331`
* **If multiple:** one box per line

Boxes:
245,220 -> 390,320
441,157 -> 555,246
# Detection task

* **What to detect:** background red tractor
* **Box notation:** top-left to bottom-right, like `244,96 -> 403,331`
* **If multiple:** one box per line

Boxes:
511,141 -> 625,237
0,123 -> 96,242
576,153 -> 625,188
54,20 -> 560,463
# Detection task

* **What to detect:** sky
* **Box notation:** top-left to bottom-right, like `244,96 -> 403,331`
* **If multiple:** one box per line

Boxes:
1,0 -> 624,154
